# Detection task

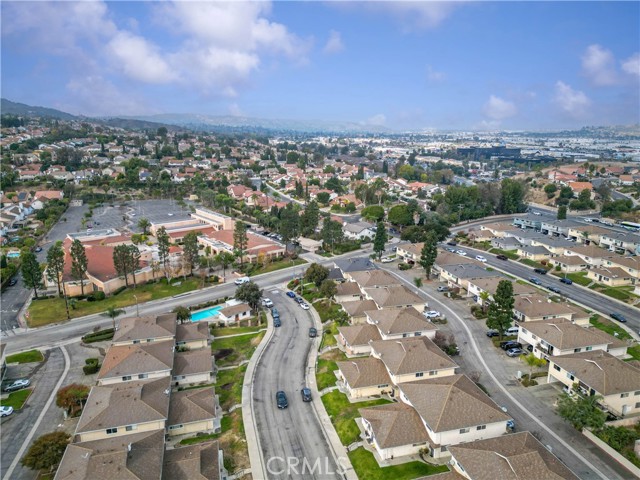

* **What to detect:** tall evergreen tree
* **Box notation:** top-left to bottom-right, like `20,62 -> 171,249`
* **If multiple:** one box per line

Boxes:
557,205 -> 567,220
21,251 -> 43,298
233,221 -> 248,268
372,221 -> 388,260
487,280 -> 515,339
419,233 -> 438,279
113,244 -> 130,287
280,203 -> 300,244
46,241 -> 65,296
126,245 -> 140,287
183,231 -> 200,275
70,239 -> 88,296
300,200 -> 320,237
156,226 -> 170,279
321,219 -> 344,251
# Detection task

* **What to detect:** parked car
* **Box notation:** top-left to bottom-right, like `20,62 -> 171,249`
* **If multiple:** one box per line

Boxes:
424,310 -> 441,319
610,313 -> 627,323
309,327 -> 317,338
456,250 -> 467,256
0,406 -> 14,417
486,329 -> 500,337
276,391 -> 288,409
286,291 -> 296,298
234,276 -> 250,285
496,254 -> 508,261
446,241 -> 457,246
533,268 -> 548,275
500,341 -> 522,351
274,318 -> 281,327
380,257 -> 394,263
529,277 -> 542,285
295,297 -> 304,304
34,246 -> 42,253
559,277 -> 573,285
533,211 -> 541,216
300,303 -> 310,310
475,255 -> 487,263
445,247 -> 456,253
506,348 -> 525,357
547,285 -> 561,294
437,286 -> 449,292
262,298 -> 274,308
3,379 -> 30,392
8,278 -> 17,286
271,307 -> 279,316
301,387 -> 312,402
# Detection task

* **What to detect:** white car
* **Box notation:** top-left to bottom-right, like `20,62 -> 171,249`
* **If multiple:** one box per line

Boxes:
262,298 -> 274,308
234,276 -> 250,286
475,255 -> 487,263
456,250 -> 467,256
380,257 -> 394,263
424,310 -> 441,319
0,406 -> 13,417
300,303 -> 310,310
533,211 -> 541,216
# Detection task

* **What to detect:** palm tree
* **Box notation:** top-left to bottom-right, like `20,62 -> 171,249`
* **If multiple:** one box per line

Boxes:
102,306 -> 126,331
522,352 -> 547,382
581,230 -> 590,245
137,218 -> 151,235
479,291 -> 491,312
216,251 -> 235,280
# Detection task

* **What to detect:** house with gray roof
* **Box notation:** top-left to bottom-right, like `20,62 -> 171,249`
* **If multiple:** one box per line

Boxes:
173,349 -> 215,387
98,341 -> 174,385
162,441 -> 227,480
336,357 -> 393,398
112,313 -> 177,346
167,387 -> 221,437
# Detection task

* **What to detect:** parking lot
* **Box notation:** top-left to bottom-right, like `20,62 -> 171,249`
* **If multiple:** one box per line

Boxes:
123,199 -> 193,233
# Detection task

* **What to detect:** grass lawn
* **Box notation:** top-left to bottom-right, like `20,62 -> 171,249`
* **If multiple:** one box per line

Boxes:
626,344 -> 640,362
248,258 -> 307,276
1,388 -> 32,410
589,315 -> 632,340
565,272 -> 592,287
179,413 -> 235,445
216,365 -> 247,411
27,277 -> 202,327
349,447 -> 449,480
322,390 -> 392,445
316,350 -> 346,391
6,350 -> 43,364
211,332 -> 265,367
213,325 -> 265,337
322,321 -> 339,348
488,248 -> 520,260
316,300 -> 345,324
519,258 -> 549,270
600,287 -> 632,302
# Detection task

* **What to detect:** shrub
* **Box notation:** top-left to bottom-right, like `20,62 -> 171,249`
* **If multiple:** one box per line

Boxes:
83,358 -> 100,374
82,328 -> 115,343
398,263 -> 413,271
111,286 -> 126,296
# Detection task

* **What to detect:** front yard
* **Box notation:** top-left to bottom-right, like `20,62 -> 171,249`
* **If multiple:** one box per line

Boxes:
211,332 -> 265,368
589,314 -> 632,341
1,388 -> 32,410
5,350 -> 43,364
316,350 -> 347,391
216,364 -> 247,411
348,447 -> 449,480
246,257 -> 307,276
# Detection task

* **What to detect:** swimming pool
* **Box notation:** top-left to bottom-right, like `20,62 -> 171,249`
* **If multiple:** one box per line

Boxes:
190,305 -> 223,321
6,252 -> 20,258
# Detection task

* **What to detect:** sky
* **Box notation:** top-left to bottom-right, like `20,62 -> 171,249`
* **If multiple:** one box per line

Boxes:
2,1 -> 639,131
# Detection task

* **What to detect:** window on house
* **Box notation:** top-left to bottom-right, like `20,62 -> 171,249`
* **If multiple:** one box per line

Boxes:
574,348 -> 581,353
132,340 -> 140,344
567,373 -> 574,380
459,428 -> 470,434
621,393 -> 629,398
138,373 -> 148,379
635,391 -> 640,396
169,424 -> 183,430
147,339 -> 153,343
586,346 -> 593,351
476,425 -> 486,430
415,372 -> 424,377
106,428 -> 118,435
429,371 -> 437,376
122,375 -> 132,381
402,333 -> 409,338
414,332 -> 421,336
125,425 -> 137,431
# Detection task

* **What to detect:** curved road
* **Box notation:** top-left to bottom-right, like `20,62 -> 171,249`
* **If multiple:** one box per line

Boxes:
252,290 -> 341,480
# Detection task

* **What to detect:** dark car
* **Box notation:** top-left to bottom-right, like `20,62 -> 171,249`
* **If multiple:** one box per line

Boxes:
446,241 -> 457,246
286,291 -> 296,298
533,268 -> 548,275
486,329 -> 500,337
271,307 -> 279,316
274,318 -> 281,327
276,391 -> 288,409
547,285 -> 562,294
500,341 -> 522,350
559,277 -> 573,285
529,277 -> 542,285
295,296 -> 304,304
309,327 -> 317,338
8,278 -> 17,286
496,254 -> 508,261
301,388 -> 312,402
610,313 -> 627,323
34,246 -> 42,253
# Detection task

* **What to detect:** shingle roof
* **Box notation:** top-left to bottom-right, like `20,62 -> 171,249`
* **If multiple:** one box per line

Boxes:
364,285 -> 424,308
399,374 -> 509,433
338,324 -> 381,346
168,387 -> 218,427
468,277 -> 537,296
366,307 -> 437,335
176,322 -> 209,343
336,282 -> 362,296
514,294 -> 584,319
359,402 -> 429,449
173,349 -> 213,377
340,299 -> 379,316
335,257 -> 377,273
370,337 -> 457,376
447,432 -> 579,480
337,357 -> 392,389
55,429 -> 165,480
435,251 -> 479,267
162,441 -> 221,480
98,342 -> 174,380
550,350 -> 640,395
218,303 -> 251,318
77,377 -> 171,434
112,314 -> 177,344
350,270 -> 398,288
522,320 -> 614,350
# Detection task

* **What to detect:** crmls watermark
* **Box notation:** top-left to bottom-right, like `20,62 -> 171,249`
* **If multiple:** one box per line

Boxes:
266,456 -> 349,476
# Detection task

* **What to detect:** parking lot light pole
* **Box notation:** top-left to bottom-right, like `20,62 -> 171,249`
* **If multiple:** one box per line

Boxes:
133,294 -> 139,317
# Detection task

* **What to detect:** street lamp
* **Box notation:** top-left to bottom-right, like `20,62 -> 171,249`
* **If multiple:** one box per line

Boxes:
133,294 -> 139,317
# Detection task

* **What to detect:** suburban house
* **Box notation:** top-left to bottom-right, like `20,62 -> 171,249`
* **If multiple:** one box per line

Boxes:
97,341 -> 174,386
112,313 -> 178,346
176,322 -> 210,350
364,286 -> 426,311
173,349 -> 215,386
162,441 -> 227,480
547,255 -> 590,273
365,307 -> 437,340
563,245 -> 615,268
547,350 -> 640,417
437,263 -> 501,291
396,242 -> 424,263
335,282 -> 363,303
338,324 -> 382,356
599,231 -> 640,254
603,256 -> 640,280
167,387 -> 221,436
516,244 -> 553,261
513,295 -> 590,325
586,266 -> 635,286
343,221 -> 376,241
217,303 -> 252,324
335,257 -> 377,279
567,224 -> 609,244
466,277 -> 537,306
350,270 -> 399,289
340,299 -> 379,323
336,357 -> 393,399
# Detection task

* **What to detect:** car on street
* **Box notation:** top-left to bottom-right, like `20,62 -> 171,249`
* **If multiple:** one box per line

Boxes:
445,247 -> 456,253
496,254 -> 508,261
500,341 -> 522,350
456,250 -> 467,256
276,391 -> 288,409
0,406 -> 14,417
529,277 -> 542,285
295,297 -> 304,304
262,298 -> 274,308
3,379 -> 30,392
8,278 -> 17,286
380,257 -> 394,263
234,276 -> 250,285
533,268 -> 548,275
274,318 -> 281,327
559,277 -> 573,285
610,313 -> 627,323
486,329 -> 500,337
300,303 -> 310,310
301,387 -> 312,402
437,286 -> 449,292
286,291 -> 296,298
506,348 -> 525,357
34,246 -> 42,252
309,327 -> 317,338
423,310 -> 441,319
533,211 -> 541,216
475,255 -> 487,263
547,285 -> 561,294
446,241 -> 457,246
271,307 -> 279,316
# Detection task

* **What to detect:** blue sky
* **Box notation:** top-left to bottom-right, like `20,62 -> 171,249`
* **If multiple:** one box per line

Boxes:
2,1 -> 639,130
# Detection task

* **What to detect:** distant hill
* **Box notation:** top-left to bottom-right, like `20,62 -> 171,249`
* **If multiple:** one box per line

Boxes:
1,98 -> 78,120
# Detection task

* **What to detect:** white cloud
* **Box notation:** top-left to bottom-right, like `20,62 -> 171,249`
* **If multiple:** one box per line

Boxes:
554,81 -> 591,117
426,65 -> 446,82
483,95 -> 517,120
228,103 -> 244,117
365,114 -> 387,126
323,30 -> 344,54
64,75 -> 151,116
622,53 -> 640,78
581,44 -> 617,86
107,32 -> 177,84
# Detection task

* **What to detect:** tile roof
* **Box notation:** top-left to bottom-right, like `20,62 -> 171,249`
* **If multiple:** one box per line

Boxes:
98,342 -> 174,380
366,307 -> 437,335
337,357 -> 392,388
338,324 -> 381,346
550,350 -> 640,395
399,374 -> 510,433
162,441 -> 221,480
173,349 -> 213,377
55,429 -> 165,480
112,314 -> 177,344
370,337 -> 458,376
176,322 -> 210,343
364,285 -> 424,308
340,299 -> 379,317
522,320 -> 615,350
77,377 -> 171,434
448,432 -> 579,480
168,387 -> 218,427
359,402 -> 429,449
350,270 -> 399,288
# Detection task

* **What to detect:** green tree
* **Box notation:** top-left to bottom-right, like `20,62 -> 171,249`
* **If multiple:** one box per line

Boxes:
419,233 -> 438,279
486,280 -> 514,339
414,277 -> 423,288
21,251 -> 43,298
113,244 -> 130,287
20,431 -> 70,473
304,263 -> 329,287
372,221 -> 388,260
321,219 -> 344,251
102,306 -> 125,330
137,217 -> 150,235
316,191 -> 331,205
173,306 -> 191,324
521,352 -> 547,380
325,177 -> 344,194
156,226 -> 171,279
557,205 -> 567,220
388,204 -> 413,226
280,203 -> 300,244
235,281 -> 263,313
500,178 -> 526,214
56,383 -> 90,417
233,221 -> 248,268
216,251 -> 235,279
182,231 -> 200,276
70,239 -> 88,296
557,392 -> 606,431
300,200 -> 320,237
319,279 -> 337,299
361,205 -> 385,222
46,241 -> 65,296
126,245 -> 141,287
544,183 -> 557,198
